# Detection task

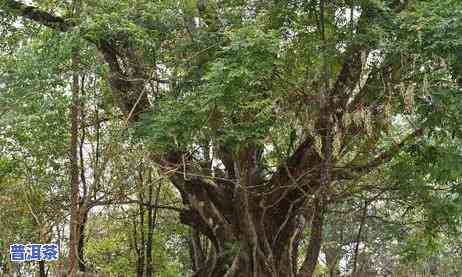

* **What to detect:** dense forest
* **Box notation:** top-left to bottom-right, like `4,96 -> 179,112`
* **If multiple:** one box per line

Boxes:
1,0 -> 462,276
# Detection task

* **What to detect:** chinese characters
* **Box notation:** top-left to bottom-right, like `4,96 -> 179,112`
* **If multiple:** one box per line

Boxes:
10,244 -> 59,262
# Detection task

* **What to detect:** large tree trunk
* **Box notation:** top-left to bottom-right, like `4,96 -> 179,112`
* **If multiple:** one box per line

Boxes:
183,201 -> 325,277
166,137 -> 328,277
178,168 -> 326,277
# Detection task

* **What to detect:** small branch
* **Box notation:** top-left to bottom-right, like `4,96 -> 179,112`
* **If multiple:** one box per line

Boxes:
352,126 -> 425,175
89,199 -> 182,212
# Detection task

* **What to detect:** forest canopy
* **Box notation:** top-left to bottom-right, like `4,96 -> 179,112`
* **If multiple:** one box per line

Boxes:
1,0 -> 462,276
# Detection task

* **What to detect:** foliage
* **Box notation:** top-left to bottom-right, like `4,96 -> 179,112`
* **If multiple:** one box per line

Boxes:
2,0 -> 462,276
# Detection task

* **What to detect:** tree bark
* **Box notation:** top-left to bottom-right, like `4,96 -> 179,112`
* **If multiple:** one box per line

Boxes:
297,198 -> 325,277
67,48 -> 81,277
38,260 -> 46,277
146,177 -> 162,277
67,1 -> 82,275
137,197 -> 146,277
190,230 -> 205,272
133,215 -> 145,277
78,208 -> 89,273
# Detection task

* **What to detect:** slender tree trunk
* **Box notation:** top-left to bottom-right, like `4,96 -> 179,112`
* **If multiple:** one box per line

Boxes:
67,1 -> 82,275
145,177 -> 154,277
77,73 -> 89,274
38,260 -> 46,277
146,185 -> 154,277
297,198 -> 326,277
78,208 -> 88,273
68,50 -> 81,277
131,213 -> 143,277
146,178 -> 162,277
2,259 -> 9,275
136,199 -> 146,277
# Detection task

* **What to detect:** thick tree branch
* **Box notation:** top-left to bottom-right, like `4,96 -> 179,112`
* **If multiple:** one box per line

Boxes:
1,0 -> 73,31
269,135 -> 320,190
265,1 -> 411,202
333,0 -> 411,112
2,1 -> 152,121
